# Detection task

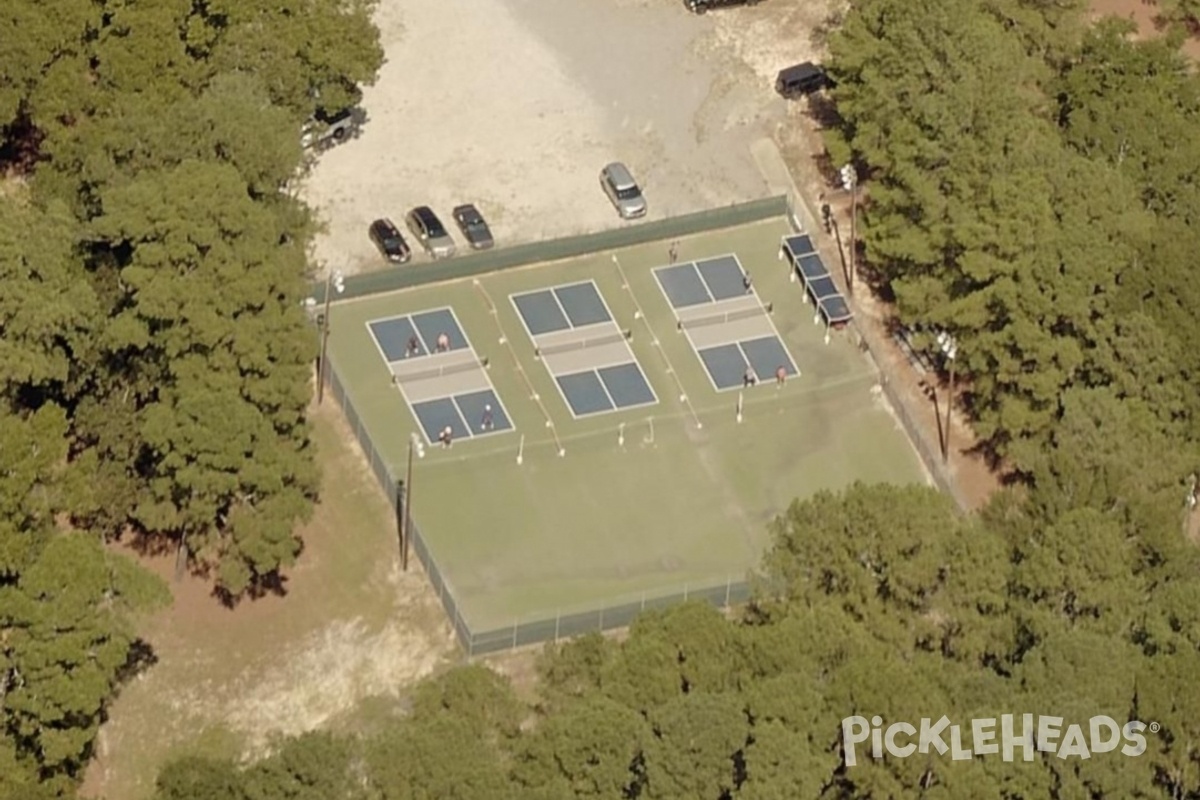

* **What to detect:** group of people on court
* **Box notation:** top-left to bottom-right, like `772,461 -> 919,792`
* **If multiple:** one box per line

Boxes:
404,332 -> 452,358
743,365 -> 790,389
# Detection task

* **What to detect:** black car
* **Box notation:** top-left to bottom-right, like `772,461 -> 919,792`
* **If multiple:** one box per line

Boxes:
776,62 -> 833,97
684,0 -> 761,12
451,204 -> 495,250
368,218 -> 411,263
405,206 -> 457,258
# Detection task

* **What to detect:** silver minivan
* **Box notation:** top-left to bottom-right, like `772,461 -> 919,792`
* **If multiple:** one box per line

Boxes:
600,162 -> 647,219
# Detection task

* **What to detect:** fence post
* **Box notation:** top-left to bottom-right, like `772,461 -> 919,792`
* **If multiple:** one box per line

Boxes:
554,611 -> 560,643
725,577 -> 731,607
599,603 -> 605,631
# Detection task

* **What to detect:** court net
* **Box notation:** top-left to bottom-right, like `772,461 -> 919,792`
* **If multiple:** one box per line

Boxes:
392,356 -> 487,383
678,303 -> 772,331
537,330 -> 629,357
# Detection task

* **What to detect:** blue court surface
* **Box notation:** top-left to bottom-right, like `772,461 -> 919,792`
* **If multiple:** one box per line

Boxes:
511,281 -> 613,336
556,362 -> 657,418
368,308 -> 469,362
411,389 -> 513,442
698,336 -> 799,391
655,255 -> 750,309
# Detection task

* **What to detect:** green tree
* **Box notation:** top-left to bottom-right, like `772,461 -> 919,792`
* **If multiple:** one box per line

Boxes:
643,691 -> 749,800
86,159 -> 318,594
513,695 -> 650,798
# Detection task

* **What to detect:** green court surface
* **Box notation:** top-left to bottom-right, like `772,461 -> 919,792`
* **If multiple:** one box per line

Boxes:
324,217 -> 927,632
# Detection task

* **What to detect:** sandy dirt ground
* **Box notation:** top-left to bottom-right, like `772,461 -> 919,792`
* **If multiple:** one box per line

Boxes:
300,0 -> 826,277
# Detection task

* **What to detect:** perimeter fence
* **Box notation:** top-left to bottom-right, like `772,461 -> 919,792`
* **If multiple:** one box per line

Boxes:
318,196 -> 786,656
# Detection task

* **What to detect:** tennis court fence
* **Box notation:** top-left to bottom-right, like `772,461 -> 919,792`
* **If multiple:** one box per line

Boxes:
327,351 -> 754,657
319,197 -> 787,656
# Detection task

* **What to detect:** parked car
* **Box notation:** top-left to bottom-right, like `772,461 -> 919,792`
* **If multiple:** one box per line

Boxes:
684,0 -> 761,12
775,62 -> 832,97
451,204 -> 495,250
405,206 -> 457,258
368,218 -> 412,264
301,109 -> 355,150
599,162 -> 647,220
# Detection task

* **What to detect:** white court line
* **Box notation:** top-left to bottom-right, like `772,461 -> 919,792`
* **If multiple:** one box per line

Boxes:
506,290 -> 544,345
652,262 -> 713,309
596,361 -> 660,410
412,304 -> 468,353
451,386 -> 517,440
364,314 -> 421,363
546,368 -> 588,420
547,287 -> 575,330
553,279 -> 618,331
593,369 -> 619,411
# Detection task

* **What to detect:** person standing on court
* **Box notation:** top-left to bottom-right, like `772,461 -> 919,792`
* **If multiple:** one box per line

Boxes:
668,241 -> 680,264
743,366 -> 757,388
743,273 -> 753,294
406,335 -> 420,358
436,332 -> 450,352
776,365 -> 787,387
439,426 -> 453,448
481,404 -> 494,431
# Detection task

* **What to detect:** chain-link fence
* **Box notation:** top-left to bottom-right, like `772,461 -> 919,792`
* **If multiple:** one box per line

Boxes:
326,360 -> 754,656
311,196 -> 788,304
318,196 -> 792,656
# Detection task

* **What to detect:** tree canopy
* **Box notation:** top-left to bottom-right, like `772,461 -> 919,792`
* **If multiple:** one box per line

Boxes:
1,0 -> 382,792
6,0 -> 1200,797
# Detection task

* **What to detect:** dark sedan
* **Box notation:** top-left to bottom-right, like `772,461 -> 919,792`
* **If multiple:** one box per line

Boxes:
451,204 -> 495,250
368,218 -> 411,263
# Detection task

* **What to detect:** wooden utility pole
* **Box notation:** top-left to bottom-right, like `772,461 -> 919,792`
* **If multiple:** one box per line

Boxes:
937,331 -> 958,464
316,270 -> 333,405
848,183 -> 857,293
839,164 -> 857,294
402,438 -> 415,571
944,358 -> 955,464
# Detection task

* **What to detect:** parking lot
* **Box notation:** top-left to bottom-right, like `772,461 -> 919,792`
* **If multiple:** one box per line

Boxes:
299,0 -> 831,275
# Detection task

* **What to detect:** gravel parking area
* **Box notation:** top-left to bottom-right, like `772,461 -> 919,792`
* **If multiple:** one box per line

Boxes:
300,0 -> 830,276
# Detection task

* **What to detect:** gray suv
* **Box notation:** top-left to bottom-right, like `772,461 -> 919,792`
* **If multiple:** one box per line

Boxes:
405,207 -> 457,259
600,163 -> 647,220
